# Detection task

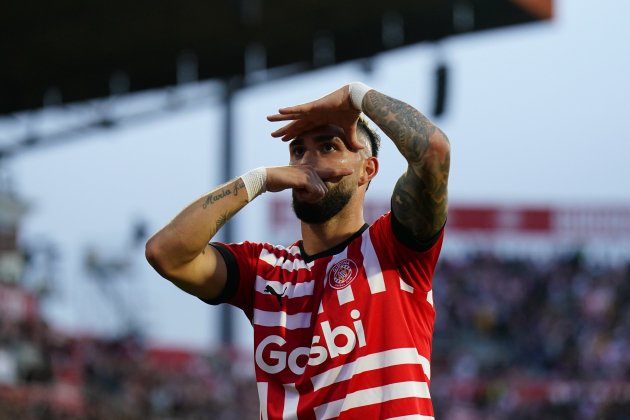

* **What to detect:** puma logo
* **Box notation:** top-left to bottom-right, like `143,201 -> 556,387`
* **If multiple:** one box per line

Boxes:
264,285 -> 287,306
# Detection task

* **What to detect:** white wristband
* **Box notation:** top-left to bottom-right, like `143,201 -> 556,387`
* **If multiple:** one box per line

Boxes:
348,82 -> 372,111
241,167 -> 267,202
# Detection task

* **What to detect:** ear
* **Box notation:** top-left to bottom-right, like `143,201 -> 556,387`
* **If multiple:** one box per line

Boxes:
358,157 -> 378,186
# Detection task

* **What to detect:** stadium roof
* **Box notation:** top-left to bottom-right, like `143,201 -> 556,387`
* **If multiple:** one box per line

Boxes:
0,0 -> 552,115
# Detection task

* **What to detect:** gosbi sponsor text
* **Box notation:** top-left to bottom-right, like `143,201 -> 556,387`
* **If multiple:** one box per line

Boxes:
255,309 -> 366,375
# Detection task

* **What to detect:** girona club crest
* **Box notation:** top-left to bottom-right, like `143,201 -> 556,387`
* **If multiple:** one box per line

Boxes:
328,259 -> 359,290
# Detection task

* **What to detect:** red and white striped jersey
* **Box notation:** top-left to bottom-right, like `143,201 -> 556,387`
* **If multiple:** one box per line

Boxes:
208,212 -> 444,420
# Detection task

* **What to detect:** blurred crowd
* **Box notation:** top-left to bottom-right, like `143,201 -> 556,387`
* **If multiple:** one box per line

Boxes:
431,252 -> 630,419
0,315 -> 258,419
1,252 -> 629,419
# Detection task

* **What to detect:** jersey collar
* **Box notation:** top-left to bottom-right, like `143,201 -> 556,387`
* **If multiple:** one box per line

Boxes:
298,223 -> 369,263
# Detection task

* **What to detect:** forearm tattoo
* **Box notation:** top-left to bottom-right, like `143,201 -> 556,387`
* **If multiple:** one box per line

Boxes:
215,209 -> 236,231
200,179 -> 246,237
364,91 -> 450,241
202,179 -> 246,209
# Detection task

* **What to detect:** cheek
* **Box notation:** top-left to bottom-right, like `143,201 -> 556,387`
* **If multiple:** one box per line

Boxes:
341,170 -> 362,188
336,153 -> 363,168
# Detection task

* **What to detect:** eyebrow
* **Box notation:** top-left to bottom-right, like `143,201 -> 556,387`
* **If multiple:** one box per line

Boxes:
289,135 -> 342,148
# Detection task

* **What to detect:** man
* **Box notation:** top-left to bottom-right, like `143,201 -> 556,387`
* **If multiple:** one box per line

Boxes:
146,82 -> 450,419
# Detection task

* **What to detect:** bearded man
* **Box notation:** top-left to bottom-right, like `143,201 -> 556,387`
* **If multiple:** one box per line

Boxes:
146,82 -> 450,419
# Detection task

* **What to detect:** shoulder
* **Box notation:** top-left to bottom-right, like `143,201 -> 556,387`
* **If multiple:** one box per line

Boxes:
369,211 -> 444,253
218,240 -> 313,272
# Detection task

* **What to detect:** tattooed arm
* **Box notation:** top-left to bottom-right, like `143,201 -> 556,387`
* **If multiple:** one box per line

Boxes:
145,165 -> 351,300
362,90 -> 450,243
145,177 -> 248,300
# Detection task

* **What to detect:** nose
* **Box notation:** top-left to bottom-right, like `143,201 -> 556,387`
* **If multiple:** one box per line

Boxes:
301,150 -> 318,166
294,149 -> 318,166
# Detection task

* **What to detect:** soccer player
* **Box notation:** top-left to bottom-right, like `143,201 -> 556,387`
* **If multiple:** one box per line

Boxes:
146,82 -> 450,419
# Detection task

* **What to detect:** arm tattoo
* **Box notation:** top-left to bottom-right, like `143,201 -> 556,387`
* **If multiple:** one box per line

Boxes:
364,91 -> 450,241
201,179 -> 246,237
202,188 -> 231,209
202,179 -> 246,209
215,209 -> 236,231
392,156 -> 450,240
364,92 -> 437,163
232,179 -> 246,198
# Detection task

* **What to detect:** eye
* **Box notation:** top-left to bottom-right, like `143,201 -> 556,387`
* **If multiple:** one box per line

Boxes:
291,146 -> 304,158
322,143 -> 336,153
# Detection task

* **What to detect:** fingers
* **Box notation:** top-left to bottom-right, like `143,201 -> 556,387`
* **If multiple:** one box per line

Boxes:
316,167 -> 354,181
266,102 -> 313,122
278,104 -> 312,114
302,182 -> 327,202
271,120 -> 315,140
345,127 -> 365,151
297,166 -> 354,202
270,122 -> 294,138
292,167 -> 328,202
270,125 -> 294,140
266,165 -> 353,202
266,113 -> 301,122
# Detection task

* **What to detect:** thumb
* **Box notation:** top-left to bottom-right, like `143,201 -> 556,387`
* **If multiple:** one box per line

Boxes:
344,125 -> 364,151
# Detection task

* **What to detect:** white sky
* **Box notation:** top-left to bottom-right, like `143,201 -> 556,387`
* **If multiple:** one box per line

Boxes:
3,0 -> 630,351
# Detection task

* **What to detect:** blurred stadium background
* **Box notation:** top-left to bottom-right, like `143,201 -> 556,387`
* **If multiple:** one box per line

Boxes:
2,0 -> 630,418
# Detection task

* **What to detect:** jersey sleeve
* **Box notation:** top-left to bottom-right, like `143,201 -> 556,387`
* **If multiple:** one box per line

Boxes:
369,212 -> 444,292
200,240 -> 264,320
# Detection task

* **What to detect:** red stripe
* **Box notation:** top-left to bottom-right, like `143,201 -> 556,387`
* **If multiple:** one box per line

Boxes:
339,396 -> 434,419
258,263 -> 318,283
307,363 -> 430,407
262,381 -> 285,420
254,295 -> 318,314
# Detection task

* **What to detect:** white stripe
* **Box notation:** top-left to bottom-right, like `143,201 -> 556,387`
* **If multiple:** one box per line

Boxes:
336,285 -> 355,305
260,249 -> 280,266
283,383 -> 299,420
255,277 -> 315,298
362,231 -> 386,294
314,381 -> 430,420
318,302 -> 324,314
400,277 -> 414,293
426,290 -> 434,307
267,244 -> 299,255
257,382 -> 269,420
311,348 -> 430,391
387,416 -> 434,420
254,309 -> 311,330
259,248 -> 310,271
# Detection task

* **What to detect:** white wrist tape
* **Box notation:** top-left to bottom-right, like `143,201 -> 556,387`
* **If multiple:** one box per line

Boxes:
348,82 -> 372,111
241,167 -> 267,202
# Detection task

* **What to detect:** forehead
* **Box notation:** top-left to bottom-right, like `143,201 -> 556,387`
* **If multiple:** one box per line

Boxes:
291,125 -> 346,144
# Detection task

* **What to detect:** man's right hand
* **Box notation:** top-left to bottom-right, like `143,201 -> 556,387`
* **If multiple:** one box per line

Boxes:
266,166 -> 353,203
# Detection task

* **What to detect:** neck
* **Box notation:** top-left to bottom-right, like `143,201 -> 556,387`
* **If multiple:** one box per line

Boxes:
300,195 -> 366,256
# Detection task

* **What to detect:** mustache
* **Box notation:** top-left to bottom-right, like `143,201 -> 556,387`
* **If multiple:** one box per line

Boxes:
292,184 -> 353,224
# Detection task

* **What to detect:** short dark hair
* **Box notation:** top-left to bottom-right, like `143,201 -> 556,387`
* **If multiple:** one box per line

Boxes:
357,117 -> 380,158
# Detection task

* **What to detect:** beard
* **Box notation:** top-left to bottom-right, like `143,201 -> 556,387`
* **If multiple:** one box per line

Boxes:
292,183 -> 354,224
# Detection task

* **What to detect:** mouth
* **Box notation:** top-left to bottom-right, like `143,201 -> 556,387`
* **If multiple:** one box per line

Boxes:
293,189 -> 324,204
321,175 -> 344,184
